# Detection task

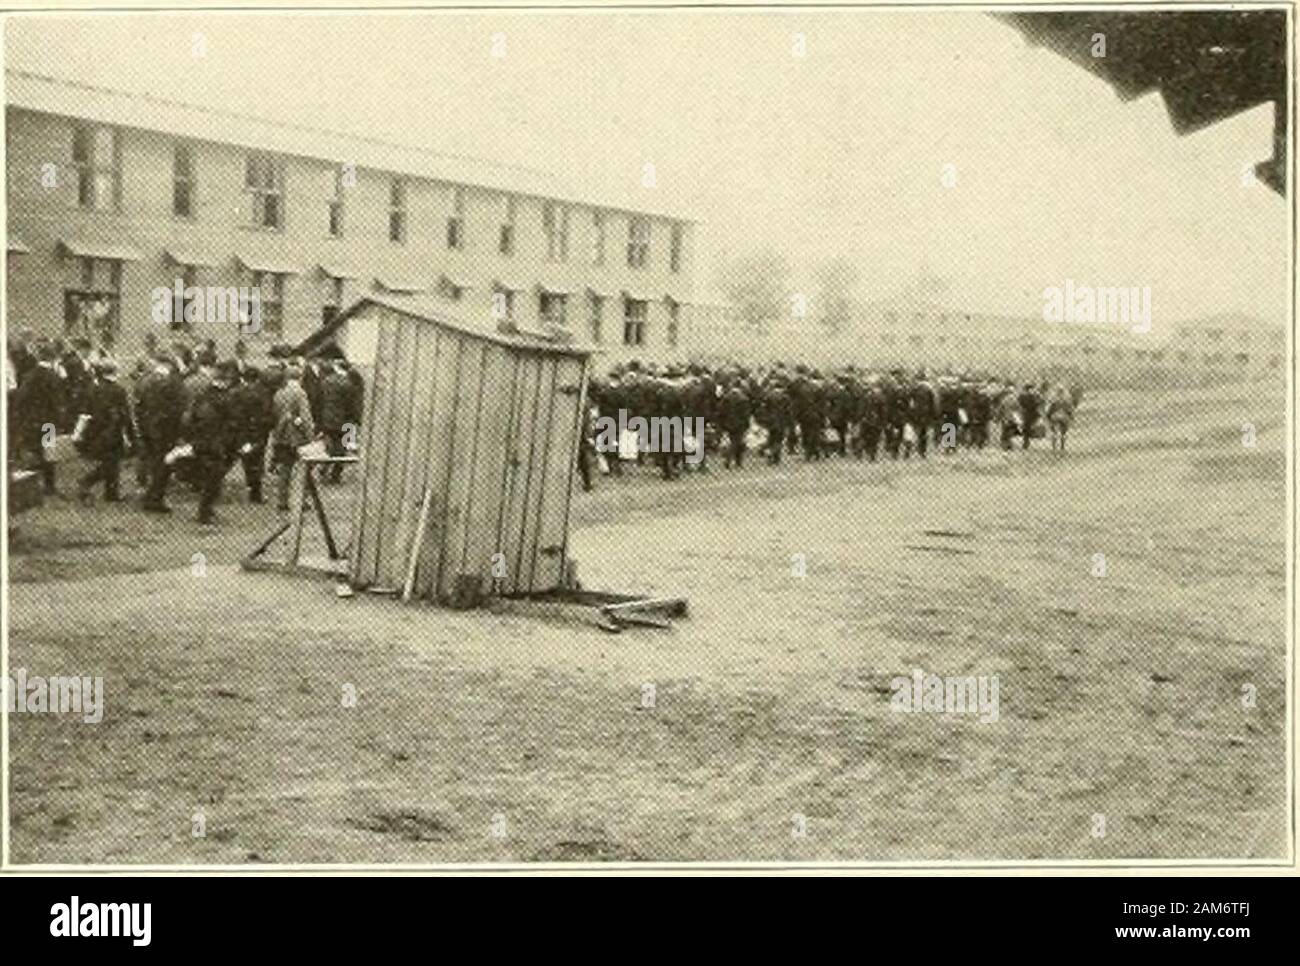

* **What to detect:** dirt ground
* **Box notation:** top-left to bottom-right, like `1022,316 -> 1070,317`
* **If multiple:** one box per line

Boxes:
6,381 -> 1290,864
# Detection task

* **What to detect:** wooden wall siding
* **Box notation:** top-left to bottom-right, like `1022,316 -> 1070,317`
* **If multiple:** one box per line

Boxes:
347,304 -> 589,601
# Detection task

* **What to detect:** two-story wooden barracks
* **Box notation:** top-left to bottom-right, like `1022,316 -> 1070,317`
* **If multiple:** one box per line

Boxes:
5,70 -> 697,361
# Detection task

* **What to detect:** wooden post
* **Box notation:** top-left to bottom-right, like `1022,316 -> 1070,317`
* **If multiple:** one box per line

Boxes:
287,460 -> 309,565
402,487 -> 434,602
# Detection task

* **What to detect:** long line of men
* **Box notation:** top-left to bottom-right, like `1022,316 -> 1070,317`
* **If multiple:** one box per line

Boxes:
582,360 -> 1080,485
7,329 -> 364,524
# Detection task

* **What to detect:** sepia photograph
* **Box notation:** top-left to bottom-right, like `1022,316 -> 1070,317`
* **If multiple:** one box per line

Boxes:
0,1 -> 1293,880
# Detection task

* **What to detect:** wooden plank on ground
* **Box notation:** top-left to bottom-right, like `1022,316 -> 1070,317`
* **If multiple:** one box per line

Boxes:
599,596 -> 690,617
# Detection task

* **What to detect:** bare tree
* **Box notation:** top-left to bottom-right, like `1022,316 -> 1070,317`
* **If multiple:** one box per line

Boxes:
815,257 -> 860,334
716,250 -> 791,334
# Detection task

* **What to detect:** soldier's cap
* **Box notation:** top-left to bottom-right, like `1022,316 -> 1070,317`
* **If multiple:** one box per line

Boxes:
94,359 -> 119,375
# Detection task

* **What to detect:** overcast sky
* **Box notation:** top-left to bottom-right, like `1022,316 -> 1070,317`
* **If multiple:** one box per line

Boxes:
5,9 -> 1289,330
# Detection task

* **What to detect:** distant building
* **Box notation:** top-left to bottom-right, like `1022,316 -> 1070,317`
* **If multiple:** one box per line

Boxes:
678,288 -> 1283,386
5,70 -> 696,361
1170,313 -> 1286,376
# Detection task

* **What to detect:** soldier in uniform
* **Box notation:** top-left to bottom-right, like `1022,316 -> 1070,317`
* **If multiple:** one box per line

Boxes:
8,328 -> 37,387
271,364 -> 316,512
318,358 -> 354,483
965,377 -> 991,450
137,352 -> 186,514
577,402 -> 598,491
885,371 -> 910,459
344,360 -> 366,450
791,370 -> 825,461
653,369 -> 687,480
935,376 -> 962,454
1018,381 -> 1043,450
756,368 -> 791,465
228,364 -> 276,504
76,359 -> 133,504
684,364 -> 717,472
185,360 -> 238,525
1047,384 -> 1075,456
996,382 -> 1022,449
60,338 -> 93,433
14,341 -> 67,495
910,370 -> 938,459
858,376 -> 886,461
718,380 -> 752,469
301,357 -> 324,427
826,372 -> 859,458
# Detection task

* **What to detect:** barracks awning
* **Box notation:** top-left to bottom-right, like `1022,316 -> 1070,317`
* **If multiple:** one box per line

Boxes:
164,247 -> 222,268
7,237 -> 32,254
319,261 -> 363,280
236,252 -> 301,275
58,238 -> 143,261
373,273 -> 431,294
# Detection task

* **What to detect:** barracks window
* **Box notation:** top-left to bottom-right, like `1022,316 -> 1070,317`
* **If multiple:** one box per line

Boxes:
71,124 -> 120,212
172,142 -> 196,219
245,152 -> 284,230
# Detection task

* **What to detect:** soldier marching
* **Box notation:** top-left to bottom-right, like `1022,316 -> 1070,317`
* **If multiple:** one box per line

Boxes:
6,329 -> 365,526
583,360 -> 1079,487
7,326 -> 1078,522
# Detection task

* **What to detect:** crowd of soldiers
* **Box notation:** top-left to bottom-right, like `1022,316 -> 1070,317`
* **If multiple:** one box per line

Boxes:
9,328 -> 1079,520
582,360 -> 1080,486
6,329 -> 364,525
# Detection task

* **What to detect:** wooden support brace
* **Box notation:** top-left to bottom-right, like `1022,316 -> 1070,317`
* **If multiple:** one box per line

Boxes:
599,596 -> 689,619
